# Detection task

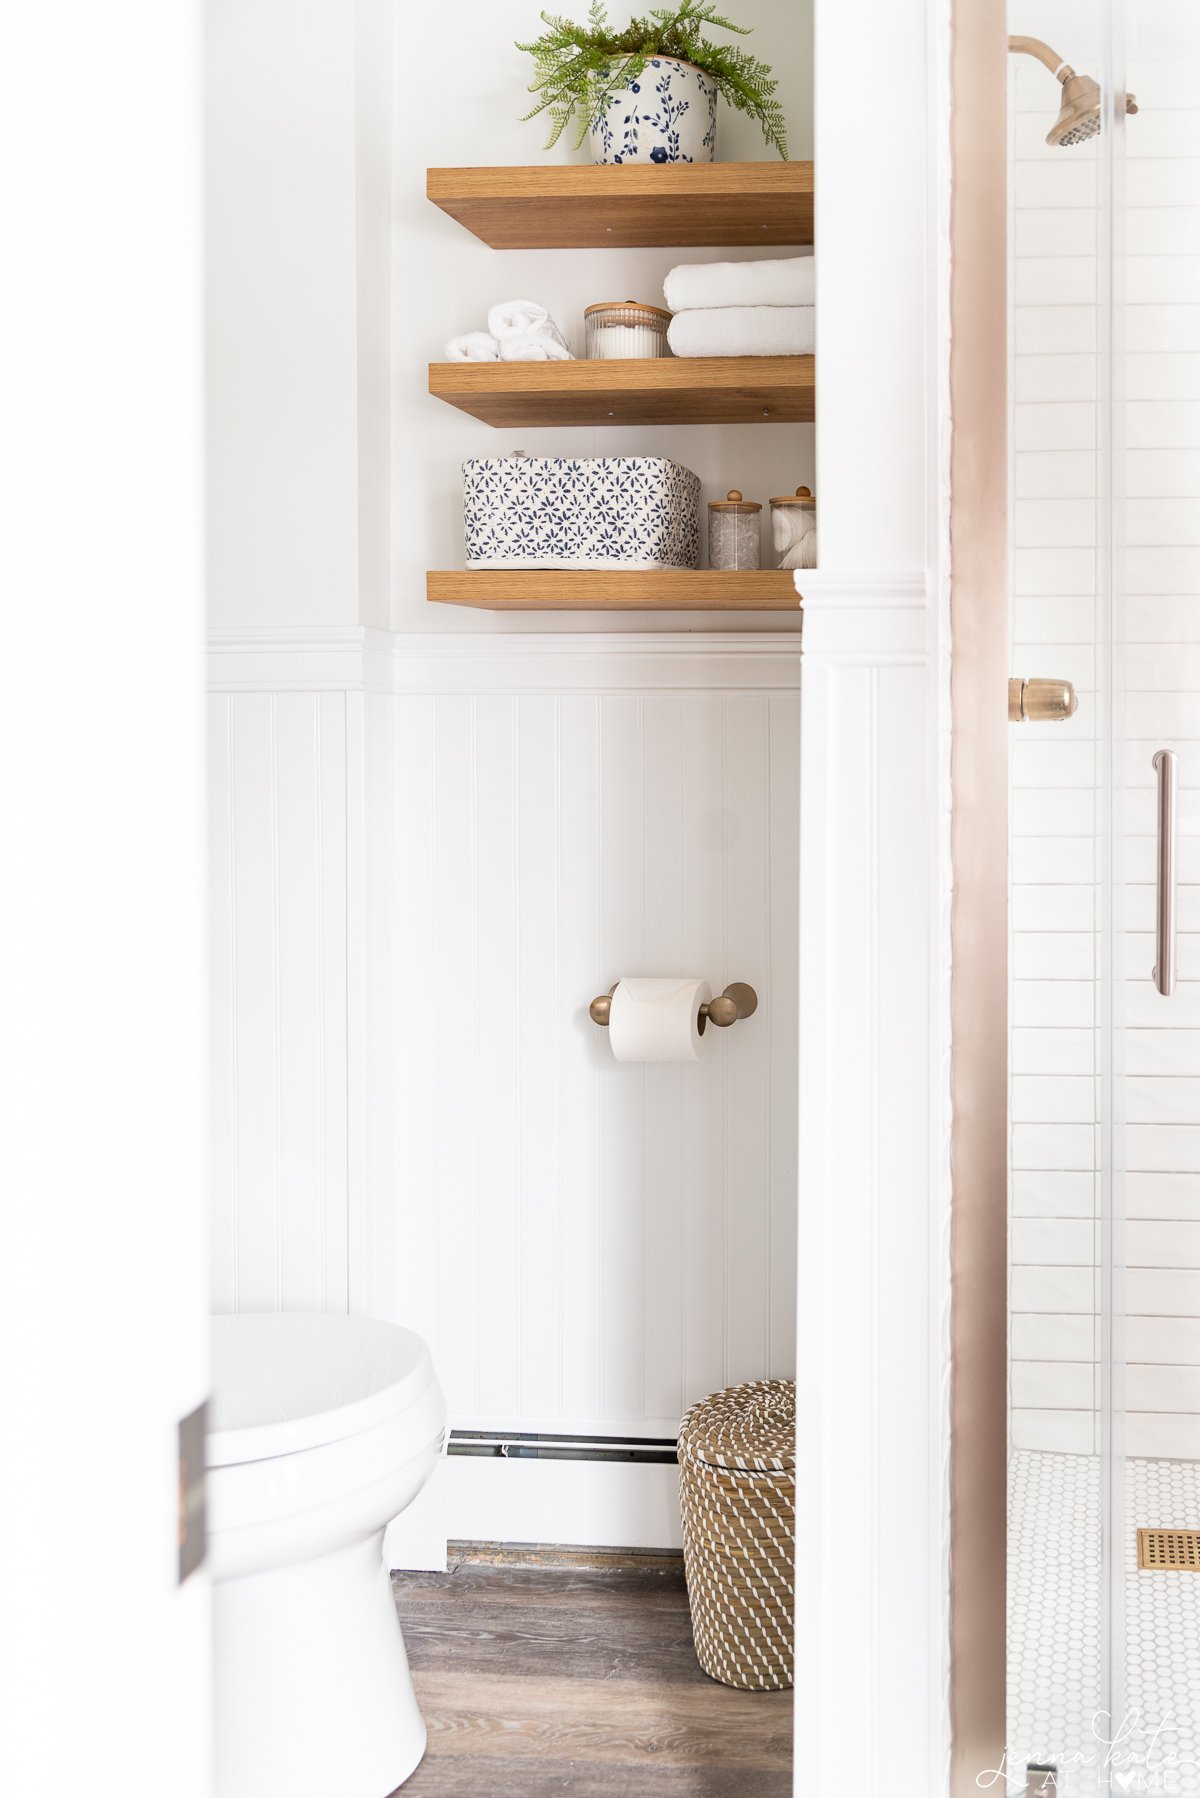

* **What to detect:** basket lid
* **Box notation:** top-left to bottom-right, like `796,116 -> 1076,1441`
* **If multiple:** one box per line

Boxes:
770,485 -> 815,508
678,1378 -> 795,1473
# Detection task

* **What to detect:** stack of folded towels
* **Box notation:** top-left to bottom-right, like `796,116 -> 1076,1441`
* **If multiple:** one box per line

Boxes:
663,256 -> 814,358
445,300 -> 574,363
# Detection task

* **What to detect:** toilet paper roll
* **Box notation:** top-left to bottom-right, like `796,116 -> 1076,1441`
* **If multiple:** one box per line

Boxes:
606,977 -> 713,1063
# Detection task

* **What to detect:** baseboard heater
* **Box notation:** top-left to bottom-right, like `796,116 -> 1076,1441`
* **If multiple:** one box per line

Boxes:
448,1429 -> 679,1466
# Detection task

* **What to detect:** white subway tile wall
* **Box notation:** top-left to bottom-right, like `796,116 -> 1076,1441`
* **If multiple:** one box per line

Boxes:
1010,41 -> 1200,1459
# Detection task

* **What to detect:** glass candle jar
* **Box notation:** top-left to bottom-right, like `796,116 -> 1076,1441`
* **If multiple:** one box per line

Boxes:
770,485 -> 817,570
584,301 -> 672,360
708,490 -> 762,570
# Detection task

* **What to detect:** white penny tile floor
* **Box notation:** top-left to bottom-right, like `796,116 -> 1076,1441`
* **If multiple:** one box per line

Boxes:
1008,1452 -> 1200,1796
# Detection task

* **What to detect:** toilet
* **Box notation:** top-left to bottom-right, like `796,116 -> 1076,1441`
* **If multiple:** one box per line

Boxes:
207,1313 -> 447,1798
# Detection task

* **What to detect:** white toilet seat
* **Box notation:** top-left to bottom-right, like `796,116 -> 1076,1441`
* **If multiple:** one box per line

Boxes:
207,1313 -> 446,1798
210,1312 -> 438,1465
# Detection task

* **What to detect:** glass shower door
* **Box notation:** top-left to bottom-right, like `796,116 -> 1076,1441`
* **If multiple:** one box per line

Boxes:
1007,4 -> 1200,1792
1108,5 -> 1200,1787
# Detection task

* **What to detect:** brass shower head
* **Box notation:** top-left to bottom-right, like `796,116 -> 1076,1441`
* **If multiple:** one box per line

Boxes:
1048,70 -> 1102,147
1008,35 -> 1137,148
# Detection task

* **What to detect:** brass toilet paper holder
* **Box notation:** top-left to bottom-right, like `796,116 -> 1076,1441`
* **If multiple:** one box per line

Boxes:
589,982 -> 758,1033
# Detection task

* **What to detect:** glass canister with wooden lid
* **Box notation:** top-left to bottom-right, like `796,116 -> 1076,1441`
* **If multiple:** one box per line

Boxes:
770,486 -> 816,570
708,490 -> 762,571
584,301 -> 673,360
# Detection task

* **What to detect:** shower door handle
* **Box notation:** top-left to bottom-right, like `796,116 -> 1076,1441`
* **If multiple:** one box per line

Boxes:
1154,749 -> 1178,997
1008,677 -> 1078,723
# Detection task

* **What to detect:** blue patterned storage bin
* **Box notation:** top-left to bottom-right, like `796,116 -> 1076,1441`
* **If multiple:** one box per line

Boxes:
463,455 -> 700,570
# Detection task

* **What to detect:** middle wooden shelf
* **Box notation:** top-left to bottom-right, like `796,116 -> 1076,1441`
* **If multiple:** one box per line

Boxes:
428,355 -> 814,428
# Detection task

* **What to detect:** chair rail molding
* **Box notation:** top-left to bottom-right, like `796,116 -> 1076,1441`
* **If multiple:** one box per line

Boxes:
207,625 -> 803,694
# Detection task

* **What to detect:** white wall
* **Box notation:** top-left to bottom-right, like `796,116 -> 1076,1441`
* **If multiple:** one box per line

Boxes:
0,6 -> 209,1794
206,0 -> 366,630
356,0 -> 396,631
1007,2 -> 1200,1460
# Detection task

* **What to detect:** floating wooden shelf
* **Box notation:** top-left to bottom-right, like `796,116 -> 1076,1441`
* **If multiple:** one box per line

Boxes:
426,569 -> 802,611
427,162 -> 813,249
428,356 -> 813,428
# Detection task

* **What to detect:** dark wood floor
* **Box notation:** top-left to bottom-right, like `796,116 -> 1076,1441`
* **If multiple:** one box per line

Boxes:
391,1553 -> 793,1796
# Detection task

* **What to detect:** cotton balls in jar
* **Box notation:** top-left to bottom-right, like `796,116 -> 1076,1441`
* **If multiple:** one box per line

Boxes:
770,487 -> 816,571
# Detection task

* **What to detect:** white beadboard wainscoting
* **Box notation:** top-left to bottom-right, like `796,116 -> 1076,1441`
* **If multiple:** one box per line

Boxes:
207,630 -> 800,1554
208,689 -> 351,1314
1008,33 -> 1200,1462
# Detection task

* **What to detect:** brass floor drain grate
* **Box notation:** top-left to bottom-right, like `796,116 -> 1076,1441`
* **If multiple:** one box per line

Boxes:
1137,1527 -> 1200,1570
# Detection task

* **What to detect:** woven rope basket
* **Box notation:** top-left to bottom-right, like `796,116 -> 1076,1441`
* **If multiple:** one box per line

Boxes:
677,1378 -> 795,1692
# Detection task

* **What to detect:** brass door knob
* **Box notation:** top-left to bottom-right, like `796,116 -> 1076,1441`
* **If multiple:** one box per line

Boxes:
1008,677 -> 1078,723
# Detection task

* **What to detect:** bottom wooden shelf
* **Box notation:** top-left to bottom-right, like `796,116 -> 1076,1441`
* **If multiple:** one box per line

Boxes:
427,569 -> 802,612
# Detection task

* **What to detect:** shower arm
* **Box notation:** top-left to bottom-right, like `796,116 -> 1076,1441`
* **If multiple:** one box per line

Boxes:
1008,34 -> 1138,114
1008,35 -> 1075,83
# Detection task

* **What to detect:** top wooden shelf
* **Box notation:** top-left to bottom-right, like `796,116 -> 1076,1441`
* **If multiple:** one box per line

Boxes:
426,162 -> 813,250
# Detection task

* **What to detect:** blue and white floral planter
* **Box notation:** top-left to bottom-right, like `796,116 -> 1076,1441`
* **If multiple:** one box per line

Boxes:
588,57 -> 717,165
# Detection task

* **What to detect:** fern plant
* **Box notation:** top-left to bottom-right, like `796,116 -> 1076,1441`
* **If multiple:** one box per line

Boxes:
518,1 -> 788,159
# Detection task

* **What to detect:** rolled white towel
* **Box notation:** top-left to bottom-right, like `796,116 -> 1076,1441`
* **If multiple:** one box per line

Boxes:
664,255 -> 815,313
488,299 -> 572,357
499,333 -> 574,362
667,306 -> 815,359
445,331 -> 500,361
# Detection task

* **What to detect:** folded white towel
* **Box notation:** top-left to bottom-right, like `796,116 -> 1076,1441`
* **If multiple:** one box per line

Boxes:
667,306 -> 815,359
664,255 -> 815,314
499,333 -> 574,362
487,299 -> 572,357
488,298 -> 551,339
445,331 -> 500,361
